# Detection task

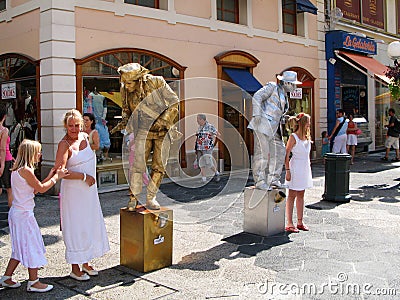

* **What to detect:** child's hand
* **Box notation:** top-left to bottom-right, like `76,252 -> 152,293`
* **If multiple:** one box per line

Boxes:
56,168 -> 69,179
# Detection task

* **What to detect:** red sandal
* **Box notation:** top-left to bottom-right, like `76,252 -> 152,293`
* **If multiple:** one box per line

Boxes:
285,226 -> 299,233
297,224 -> 309,231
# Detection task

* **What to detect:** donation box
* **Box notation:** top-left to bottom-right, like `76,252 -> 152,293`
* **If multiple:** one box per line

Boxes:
120,207 -> 173,272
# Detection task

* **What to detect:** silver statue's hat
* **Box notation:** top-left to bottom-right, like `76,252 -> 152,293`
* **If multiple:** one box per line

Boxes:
277,71 -> 302,84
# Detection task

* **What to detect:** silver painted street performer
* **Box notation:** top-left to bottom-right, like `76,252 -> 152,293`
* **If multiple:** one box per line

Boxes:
248,71 -> 301,190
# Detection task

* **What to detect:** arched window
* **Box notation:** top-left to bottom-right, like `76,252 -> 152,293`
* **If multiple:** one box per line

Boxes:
75,48 -> 186,170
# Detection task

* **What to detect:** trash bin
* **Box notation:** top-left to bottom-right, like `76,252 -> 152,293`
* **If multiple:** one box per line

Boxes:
322,153 -> 352,202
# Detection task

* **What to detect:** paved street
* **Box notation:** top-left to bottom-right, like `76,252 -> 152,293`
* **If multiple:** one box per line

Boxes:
0,152 -> 400,299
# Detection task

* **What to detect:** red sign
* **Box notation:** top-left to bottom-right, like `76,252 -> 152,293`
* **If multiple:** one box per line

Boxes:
1,82 -> 16,100
336,0 -> 361,22
362,0 -> 384,29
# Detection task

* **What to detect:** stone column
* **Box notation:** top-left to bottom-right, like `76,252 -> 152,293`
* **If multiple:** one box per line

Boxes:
39,2 -> 76,186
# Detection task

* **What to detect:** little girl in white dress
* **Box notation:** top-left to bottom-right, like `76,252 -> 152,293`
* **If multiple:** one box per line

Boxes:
0,139 -> 69,293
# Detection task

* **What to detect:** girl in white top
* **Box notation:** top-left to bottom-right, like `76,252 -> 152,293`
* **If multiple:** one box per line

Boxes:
0,139 -> 69,293
284,113 -> 313,233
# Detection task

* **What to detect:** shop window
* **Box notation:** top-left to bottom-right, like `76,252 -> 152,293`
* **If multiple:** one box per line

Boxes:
0,54 -> 38,157
217,0 -> 239,23
282,0 -> 297,34
282,0 -> 310,36
76,49 -> 184,175
0,0 -> 5,11
124,0 -> 162,9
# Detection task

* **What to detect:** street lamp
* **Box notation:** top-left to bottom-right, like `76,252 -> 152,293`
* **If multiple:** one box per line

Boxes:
385,41 -> 400,101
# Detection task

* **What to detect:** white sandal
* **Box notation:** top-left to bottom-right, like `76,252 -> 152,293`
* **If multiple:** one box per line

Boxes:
0,275 -> 21,288
27,278 -> 53,293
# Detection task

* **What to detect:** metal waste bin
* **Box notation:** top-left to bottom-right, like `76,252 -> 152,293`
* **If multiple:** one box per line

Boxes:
322,153 -> 352,202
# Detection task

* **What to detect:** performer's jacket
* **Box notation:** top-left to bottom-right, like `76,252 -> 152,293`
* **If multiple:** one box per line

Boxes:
111,75 -> 180,140
247,82 -> 289,137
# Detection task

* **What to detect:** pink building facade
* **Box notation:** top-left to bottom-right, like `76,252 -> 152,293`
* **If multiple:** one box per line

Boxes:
0,0 -> 320,190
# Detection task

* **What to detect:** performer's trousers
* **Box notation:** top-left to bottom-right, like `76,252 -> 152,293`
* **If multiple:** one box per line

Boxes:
130,130 -> 171,200
252,131 -> 285,185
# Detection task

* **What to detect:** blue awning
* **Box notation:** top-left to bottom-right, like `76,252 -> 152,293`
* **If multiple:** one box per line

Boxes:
223,68 -> 263,94
297,0 -> 317,15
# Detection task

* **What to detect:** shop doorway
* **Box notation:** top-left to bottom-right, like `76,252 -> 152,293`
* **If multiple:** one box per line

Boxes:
215,50 -> 262,171
0,54 -> 39,158
221,85 -> 252,170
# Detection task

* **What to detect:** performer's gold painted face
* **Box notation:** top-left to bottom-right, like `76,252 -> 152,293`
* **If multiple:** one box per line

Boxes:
124,79 -> 140,93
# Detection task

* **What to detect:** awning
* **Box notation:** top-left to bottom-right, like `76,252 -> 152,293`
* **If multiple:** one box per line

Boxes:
335,50 -> 390,85
297,0 -> 317,15
223,68 -> 263,94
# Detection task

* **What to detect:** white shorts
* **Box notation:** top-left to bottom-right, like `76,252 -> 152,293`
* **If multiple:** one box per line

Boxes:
347,134 -> 357,146
385,136 -> 399,149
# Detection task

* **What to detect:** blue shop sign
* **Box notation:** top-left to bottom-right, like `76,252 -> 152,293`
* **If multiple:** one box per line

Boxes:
326,31 -> 377,56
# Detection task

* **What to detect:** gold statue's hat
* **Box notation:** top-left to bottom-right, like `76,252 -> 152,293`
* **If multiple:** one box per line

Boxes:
118,63 -> 150,80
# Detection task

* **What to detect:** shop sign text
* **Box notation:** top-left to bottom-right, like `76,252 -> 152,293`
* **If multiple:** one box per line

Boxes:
1,82 -> 16,100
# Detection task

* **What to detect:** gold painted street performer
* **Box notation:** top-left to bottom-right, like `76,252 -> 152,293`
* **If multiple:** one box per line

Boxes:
110,63 -> 180,211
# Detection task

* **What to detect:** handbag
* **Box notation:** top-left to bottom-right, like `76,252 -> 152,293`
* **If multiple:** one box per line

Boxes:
355,128 -> 362,135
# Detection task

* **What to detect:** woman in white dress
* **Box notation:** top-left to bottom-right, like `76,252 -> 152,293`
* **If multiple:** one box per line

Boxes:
284,113 -> 313,233
55,109 -> 110,281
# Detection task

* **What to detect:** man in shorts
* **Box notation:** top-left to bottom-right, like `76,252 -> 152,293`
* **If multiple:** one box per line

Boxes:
195,114 -> 221,183
382,108 -> 400,162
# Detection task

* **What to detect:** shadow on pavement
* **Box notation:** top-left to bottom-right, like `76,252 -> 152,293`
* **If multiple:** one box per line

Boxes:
351,183 -> 400,203
305,200 -> 346,210
172,232 -> 290,272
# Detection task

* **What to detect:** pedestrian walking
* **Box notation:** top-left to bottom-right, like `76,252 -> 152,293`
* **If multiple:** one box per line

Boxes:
195,114 -> 221,183
1,139 -> 69,292
284,113 -> 313,233
0,105 -> 14,207
329,109 -> 348,153
346,114 -> 358,164
381,108 -> 400,162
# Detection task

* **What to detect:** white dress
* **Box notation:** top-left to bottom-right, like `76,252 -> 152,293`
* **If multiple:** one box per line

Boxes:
60,134 -> 110,264
285,133 -> 313,191
9,169 -> 47,268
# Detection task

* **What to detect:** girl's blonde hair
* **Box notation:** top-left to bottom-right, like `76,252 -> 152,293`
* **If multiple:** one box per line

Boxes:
12,139 -> 41,171
63,109 -> 83,130
287,112 -> 311,140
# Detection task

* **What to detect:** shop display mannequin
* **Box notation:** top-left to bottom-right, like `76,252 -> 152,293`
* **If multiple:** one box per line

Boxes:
90,88 -> 111,163
248,71 -> 301,190
110,63 -> 180,210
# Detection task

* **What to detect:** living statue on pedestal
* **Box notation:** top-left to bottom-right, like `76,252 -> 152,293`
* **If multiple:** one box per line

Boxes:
248,71 -> 301,191
110,63 -> 180,211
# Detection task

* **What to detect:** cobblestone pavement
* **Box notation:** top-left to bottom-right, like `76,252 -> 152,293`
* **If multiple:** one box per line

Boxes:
0,152 -> 399,299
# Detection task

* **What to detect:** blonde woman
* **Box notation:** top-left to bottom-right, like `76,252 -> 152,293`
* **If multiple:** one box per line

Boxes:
54,109 -> 109,281
284,113 -> 313,233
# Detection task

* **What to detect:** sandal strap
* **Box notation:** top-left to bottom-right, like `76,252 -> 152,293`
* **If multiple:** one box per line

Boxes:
1,275 -> 11,282
28,278 -> 39,285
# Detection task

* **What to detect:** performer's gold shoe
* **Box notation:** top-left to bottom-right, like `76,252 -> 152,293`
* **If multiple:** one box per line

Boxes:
146,197 -> 160,210
127,195 -> 138,211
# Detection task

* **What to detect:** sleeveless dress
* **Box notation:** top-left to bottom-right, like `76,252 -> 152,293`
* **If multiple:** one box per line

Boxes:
9,168 -> 47,268
285,133 -> 313,191
60,134 -> 110,264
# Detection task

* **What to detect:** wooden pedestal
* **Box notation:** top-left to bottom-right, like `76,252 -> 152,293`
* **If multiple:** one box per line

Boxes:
243,187 -> 286,236
120,206 -> 173,272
